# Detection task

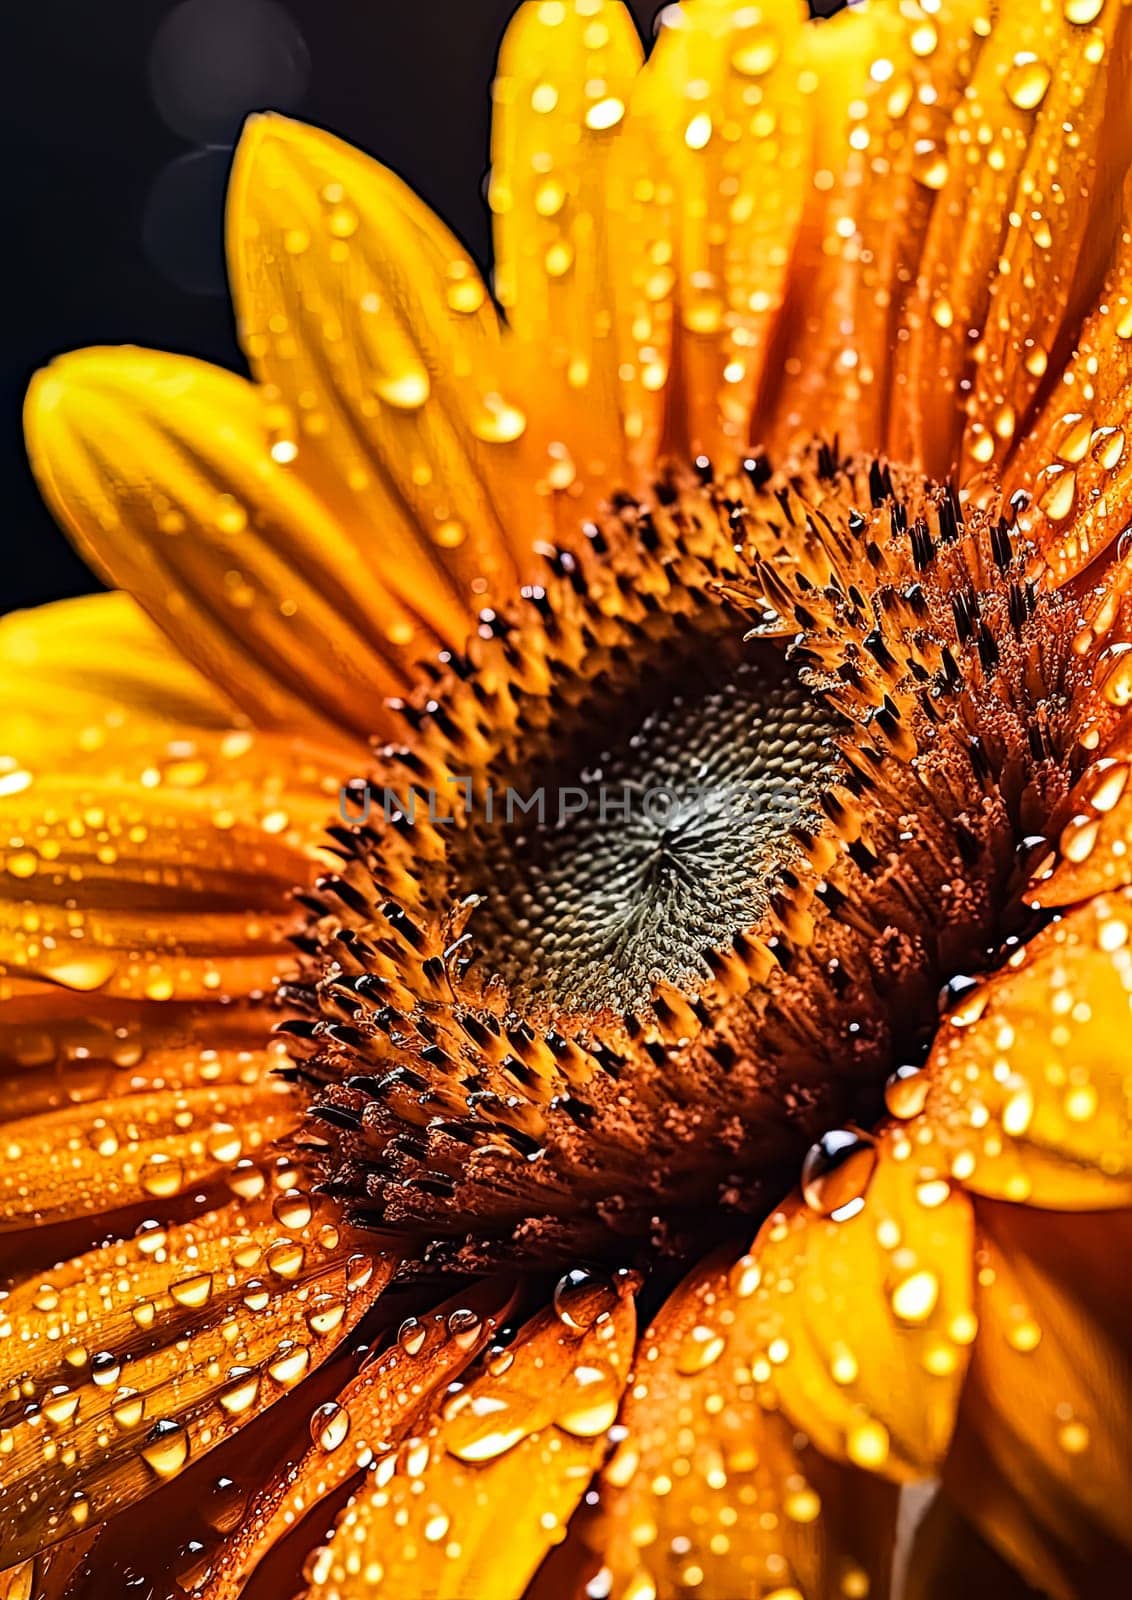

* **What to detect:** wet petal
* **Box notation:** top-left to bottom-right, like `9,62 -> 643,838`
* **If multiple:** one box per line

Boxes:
943,1202 -> 1132,1597
303,1272 -> 635,1600
1007,170 -> 1132,583
200,1281 -> 516,1599
773,0 -> 987,459
24,347 -> 416,745
747,1132 -> 975,1478
626,0 -> 812,466
913,891 -> 1132,1207
1030,715 -> 1132,903
0,1061 -> 297,1231
491,0 -> 642,505
581,1247 -> 897,1600
0,1189 -> 391,1565
894,0 -> 1132,480
228,114 -> 529,605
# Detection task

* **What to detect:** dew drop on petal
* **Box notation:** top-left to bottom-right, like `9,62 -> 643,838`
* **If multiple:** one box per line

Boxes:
800,1128 -> 877,1219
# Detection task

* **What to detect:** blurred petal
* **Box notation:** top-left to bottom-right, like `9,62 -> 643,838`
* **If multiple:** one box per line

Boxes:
894,0 -> 1132,480
772,0 -> 987,460
581,1247 -> 897,1600
491,0 -> 642,506
1007,170 -> 1132,584
0,1190 -> 391,1566
200,1280 -> 516,1599
228,114 -> 530,603
304,1273 -> 635,1600
904,1489 -> 1046,1600
748,1132 -> 975,1478
635,0 -> 812,465
912,891 -> 1132,1207
24,347 -> 417,745
943,1202 -> 1132,1597
0,592 -> 241,742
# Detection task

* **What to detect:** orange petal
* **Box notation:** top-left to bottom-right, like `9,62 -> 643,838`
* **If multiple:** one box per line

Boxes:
200,1280 -> 517,1599
303,1271 -> 636,1600
943,1201 -> 1132,1596
0,1188 -> 391,1566
747,1131 -> 975,1478
24,347 -> 415,745
228,114 -> 529,606
0,1062 -> 297,1232
772,0 -> 987,461
1029,716 -> 1132,904
894,0 -> 1132,480
491,0 -> 642,506
911,891 -> 1132,1207
581,1247 -> 898,1600
1006,169 -> 1132,583
904,1488 -> 1053,1600
628,0 -> 812,466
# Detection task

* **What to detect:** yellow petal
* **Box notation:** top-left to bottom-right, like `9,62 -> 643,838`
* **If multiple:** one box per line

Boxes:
581,1247 -> 898,1600
1006,169 -> 1132,583
894,0 -> 1132,479
911,891 -> 1132,1208
944,1202 -> 1132,1596
200,1280 -> 517,1599
0,592 -> 241,741
0,1190 -> 391,1565
627,0 -> 811,466
771,0 -> 987,460
228,114 -> 529,604
304,1271 -> 636,1600
491,0 -> 642,506
748,1131 -> 975,1478
24,347 -> 416,745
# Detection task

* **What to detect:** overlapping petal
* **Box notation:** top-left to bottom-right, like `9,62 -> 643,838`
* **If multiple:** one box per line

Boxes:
228,114 -> 534,600
0,1189 -> 391,1566
24,349 -> 419,745
302,1273 -> 635,1600
491,0 -> 642,506
581,1247 -> 898,1600
909,890 -> 1132,1207
943,1202 -> 1132,1598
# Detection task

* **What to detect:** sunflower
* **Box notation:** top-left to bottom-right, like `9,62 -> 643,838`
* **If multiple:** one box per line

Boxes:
4,0 -> 1132,1595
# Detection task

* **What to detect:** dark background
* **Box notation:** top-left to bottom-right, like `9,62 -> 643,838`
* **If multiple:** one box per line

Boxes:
3,0 -> 840,618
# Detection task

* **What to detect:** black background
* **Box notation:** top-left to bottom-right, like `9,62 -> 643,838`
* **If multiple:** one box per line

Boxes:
3,0 -> 840,617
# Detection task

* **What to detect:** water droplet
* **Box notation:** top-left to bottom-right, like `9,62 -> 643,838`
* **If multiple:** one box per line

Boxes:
675,1324 -> 726,1375
800,1129 -> 877,1219
111,1388 -> 145,1430
471,394 -> 527,444
555,1361 -> 621,1437
140,1152 -> 184,1198
205,1475 -> 247,1534
218,1366 -> 262,1416
731,28 -> 778,76
684,112 -> 712,150
267,1340 -> 310,1387
170,1272 -> 213,1309
140,1418 -> 190,1478
1057,1417 -> 1090,1454
1055,412 -> 1093,464
846,1419 -> 889,1469
889,1270 -> 940,1324
44,1386 -> 79,1426
374,367 -> 430,411
585,97 -> 625,131
398,1316 -> 428,1356
445,1391 -> 528,1463
311,1400 -> 350,1452
884,1063 -> 929,1120
90,1351 -> 121,1389
447,1308 -> 483,1351
272,1189 -> 313,1231
1005,53 -> 1051,111
553,1268 -> 618,1331
1065,0 -> 1104,24
306,1293 -> 347,1336
912,139 -> 949,190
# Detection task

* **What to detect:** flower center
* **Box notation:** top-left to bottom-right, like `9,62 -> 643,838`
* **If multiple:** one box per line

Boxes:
452,630 -> 839,1015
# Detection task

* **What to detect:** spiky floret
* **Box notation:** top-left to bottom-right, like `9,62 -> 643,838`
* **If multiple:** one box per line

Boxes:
283,446 -> 1116,1274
